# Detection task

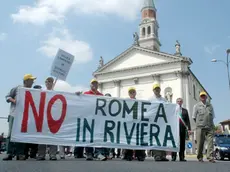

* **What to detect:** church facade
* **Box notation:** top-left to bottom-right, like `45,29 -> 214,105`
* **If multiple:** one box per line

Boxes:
93,0 -> 211,153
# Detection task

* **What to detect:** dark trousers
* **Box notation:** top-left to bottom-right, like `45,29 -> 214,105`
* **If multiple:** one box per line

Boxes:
125,149 -> 133,158
74,147 -> 84,158
85,147 -> 94,155
172,130 -> 186,160
24,143 -> 38,158
135,150 -> 145,158
6,116 -> 26,156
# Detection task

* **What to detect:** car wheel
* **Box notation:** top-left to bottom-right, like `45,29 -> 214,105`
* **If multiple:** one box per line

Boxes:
215,150 -> 224,160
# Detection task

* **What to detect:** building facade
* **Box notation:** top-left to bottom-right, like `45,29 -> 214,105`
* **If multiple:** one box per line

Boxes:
220,119 -> 230,134
93,0 -> 211,153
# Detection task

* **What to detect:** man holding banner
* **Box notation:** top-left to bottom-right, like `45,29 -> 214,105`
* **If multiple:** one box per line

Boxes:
171,98 -> 191,161
36,77 -> 58,161
75,79 -> 107,161
123,87 -> 145,161
148,83 -> 169,161
3,74 -> 36,161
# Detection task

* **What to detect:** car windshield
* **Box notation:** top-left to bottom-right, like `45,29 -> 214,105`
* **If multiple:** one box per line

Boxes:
216,137 -> 230,144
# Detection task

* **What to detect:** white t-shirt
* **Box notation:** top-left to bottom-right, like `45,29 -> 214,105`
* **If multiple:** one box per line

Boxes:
148,94 -> 167,103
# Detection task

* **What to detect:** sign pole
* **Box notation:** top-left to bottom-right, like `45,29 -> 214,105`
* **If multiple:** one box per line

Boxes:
52,77 -> 58,90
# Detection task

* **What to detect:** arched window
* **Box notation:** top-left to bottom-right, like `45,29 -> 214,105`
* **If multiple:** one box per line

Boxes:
142,28 -> 146,36
147,26 -> 151,35
193,85 -> 196,100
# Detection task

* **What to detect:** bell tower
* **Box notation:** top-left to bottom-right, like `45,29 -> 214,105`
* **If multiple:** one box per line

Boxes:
139,0 -> 161,51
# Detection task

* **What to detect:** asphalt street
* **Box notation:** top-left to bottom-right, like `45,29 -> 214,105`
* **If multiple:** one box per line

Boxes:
0,154 -> 230,172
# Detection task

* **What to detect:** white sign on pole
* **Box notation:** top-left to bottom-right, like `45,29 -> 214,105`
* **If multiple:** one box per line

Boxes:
50,49 -> 74,81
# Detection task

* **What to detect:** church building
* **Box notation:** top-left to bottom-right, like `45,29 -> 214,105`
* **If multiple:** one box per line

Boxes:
93,0 -> 211,153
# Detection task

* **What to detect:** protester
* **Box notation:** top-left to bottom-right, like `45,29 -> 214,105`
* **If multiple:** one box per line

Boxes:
24,85 -> 42,159
192,91 -> 215,163
33,85 -> 42,89
171,98 -> 191,161
148,84 -> 169,161
36,77 -> 57,161
75,79 -> 106,161
3,74 -> 36,161
73,147 -> 84,159
104,93 -> 115,159
0,133 -> 3,154
124,87 -> 145,161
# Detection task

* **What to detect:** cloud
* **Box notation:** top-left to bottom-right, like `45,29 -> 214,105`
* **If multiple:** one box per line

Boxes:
11,5 -> 64,25
37,28 -> 93,63
204,45 -> 220,55
0,33 -> 7,41
54,80 -> 88,93
11,0 -> 141,25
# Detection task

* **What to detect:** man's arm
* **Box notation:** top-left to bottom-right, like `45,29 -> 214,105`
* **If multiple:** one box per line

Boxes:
5,87 -> 17,104
211,104 -> 215,119
192,104 -> 197,123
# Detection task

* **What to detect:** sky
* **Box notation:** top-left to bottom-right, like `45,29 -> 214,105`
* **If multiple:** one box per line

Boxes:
0,0 -> 230,135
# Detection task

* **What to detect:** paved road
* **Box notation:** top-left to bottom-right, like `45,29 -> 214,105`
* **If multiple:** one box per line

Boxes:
0,154 -> 229,172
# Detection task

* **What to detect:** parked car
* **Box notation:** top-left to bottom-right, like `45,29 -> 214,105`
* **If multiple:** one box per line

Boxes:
214,134 -> 230,160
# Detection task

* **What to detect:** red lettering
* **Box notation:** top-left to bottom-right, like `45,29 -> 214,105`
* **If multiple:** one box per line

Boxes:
47,95 -> 67,134
21,91 -> 67,134
21,91 -> 46,132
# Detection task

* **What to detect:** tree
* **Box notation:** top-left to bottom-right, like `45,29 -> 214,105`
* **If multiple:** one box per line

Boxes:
214,125 -> 222,134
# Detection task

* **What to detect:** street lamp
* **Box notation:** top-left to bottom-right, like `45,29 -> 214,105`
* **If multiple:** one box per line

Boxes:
211,49 -> 230,90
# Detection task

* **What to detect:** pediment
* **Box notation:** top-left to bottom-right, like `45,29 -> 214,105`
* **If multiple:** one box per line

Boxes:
95,46 -> 183,73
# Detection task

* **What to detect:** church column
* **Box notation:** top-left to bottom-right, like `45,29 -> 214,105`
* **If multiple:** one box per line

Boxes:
113,80 -> 121,97
176,71 -> 190,110
151,25 -> 154,37
178,71 -> 195,154
175,71 -> 185,105
98,83 -> 103,93
184,72 -> 190,113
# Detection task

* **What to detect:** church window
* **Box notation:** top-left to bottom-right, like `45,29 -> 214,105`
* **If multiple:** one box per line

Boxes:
147,26 -> 151,35
193,84 -> 196,100
142,28 -> 146,36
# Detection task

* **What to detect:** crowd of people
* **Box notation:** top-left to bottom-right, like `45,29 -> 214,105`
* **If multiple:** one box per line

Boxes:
2,74 -> 216,163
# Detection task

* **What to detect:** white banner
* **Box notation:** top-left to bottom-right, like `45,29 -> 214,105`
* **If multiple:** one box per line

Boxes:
11,88 -> 179,152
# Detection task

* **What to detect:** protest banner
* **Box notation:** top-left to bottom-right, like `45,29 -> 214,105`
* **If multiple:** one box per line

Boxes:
11,88 -> 179,152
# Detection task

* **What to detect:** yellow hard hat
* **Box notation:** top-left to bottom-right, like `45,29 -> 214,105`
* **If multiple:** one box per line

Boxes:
153,83 -> 160,90
199,91 -> 207,96
128,87 -> 136,92
23,74 -> 36,81
90,78 -> 98,84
